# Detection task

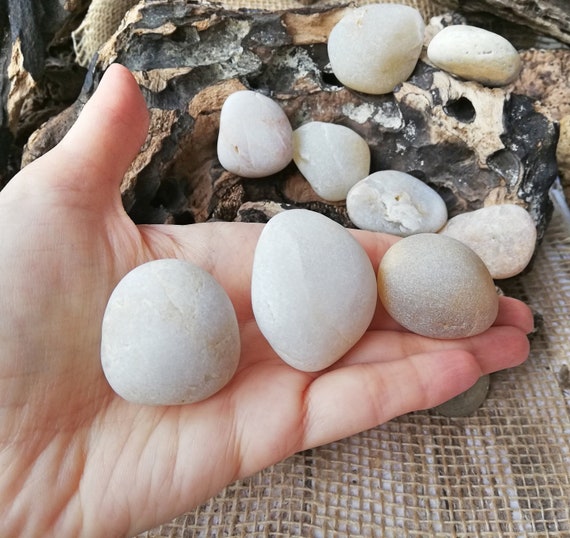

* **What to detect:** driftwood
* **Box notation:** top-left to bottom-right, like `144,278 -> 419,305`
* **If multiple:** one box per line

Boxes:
458,0 -> 570,46
21,1 -> 559,243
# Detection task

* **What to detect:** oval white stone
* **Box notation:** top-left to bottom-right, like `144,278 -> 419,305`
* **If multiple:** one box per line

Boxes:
292,122 -> 370,201
427,25 -> 521,86
439,203 -> 537,278
327,4 -> 425,95
251,209 -> 377,372
378,233 -> 499,339
217,90 -> 293,178
101,259 -> 240,406
346,170 -> 448,236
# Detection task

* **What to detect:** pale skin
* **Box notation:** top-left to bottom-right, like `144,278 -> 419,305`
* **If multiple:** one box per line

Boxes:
0,64 -> 533,537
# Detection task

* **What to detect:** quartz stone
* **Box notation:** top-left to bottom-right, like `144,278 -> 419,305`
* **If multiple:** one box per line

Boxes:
378,233 -> 499,339
427,25 -> 522,86
439,203 -> 537,279
251,209 -> 377,372
101,259 -> 240,406
346,170 -> 448,236
292,121 -> 370,201
217,90 -> 293,178
327,4 -> 425,94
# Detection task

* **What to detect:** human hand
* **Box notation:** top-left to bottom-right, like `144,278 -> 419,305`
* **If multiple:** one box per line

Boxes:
0,64 -> 533,537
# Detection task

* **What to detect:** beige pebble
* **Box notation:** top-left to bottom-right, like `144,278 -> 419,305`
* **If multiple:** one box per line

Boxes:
427,25 -> 521,86
439,204 -> 536,279
292,122 -> 370,201
378,233 -> 499,339
327,4 -> 425,95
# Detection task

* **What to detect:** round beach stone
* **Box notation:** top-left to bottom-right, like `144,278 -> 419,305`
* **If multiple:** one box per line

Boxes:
217,90 -> 293,178
251,209 -> 377,372
327,4 -> 425,95
101,259 -> 240,406
440,204 -> 537,279
292,121 -> 370,201
427,25 -> 521,86
378,234 -> 499,339
346,170 -> 448,236
433,374 -> 491,417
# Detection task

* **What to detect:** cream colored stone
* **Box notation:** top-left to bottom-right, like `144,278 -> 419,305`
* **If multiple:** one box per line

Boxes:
427,25 -> 521,86
327,4 -> 425,95
251,209 -> 377,372
101,259 -> 240,405
346,170 -> 448,236
292,122 -> 370,201
378,233 -> 499,339
217,90 -> 293,178
439,204 -> 537,278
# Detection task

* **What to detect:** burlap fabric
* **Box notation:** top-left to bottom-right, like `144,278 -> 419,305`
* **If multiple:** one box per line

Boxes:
132,186 -> 570,535
75,0 -> 569,534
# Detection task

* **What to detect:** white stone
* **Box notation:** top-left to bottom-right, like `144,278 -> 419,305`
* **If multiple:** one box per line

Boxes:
378,233 -> 499,339
251,209 -> 377,372
101,259 -> 240,406
439,203 -> 537,278
427,25 -> 521,86
346,170 -> 448,236
292,122 -> 370,201
327,4 -> 425,95
217,90 -> 293,178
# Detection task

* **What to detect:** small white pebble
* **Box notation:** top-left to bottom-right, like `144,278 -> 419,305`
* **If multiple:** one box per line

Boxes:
217,90 -> 293,178
292,121 -> 370,201
427,25 -> 521,86
327,4 -> 425,94
346,170 -> 448,236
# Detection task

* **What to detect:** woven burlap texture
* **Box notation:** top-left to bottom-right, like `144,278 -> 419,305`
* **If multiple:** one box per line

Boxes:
136,189 -> 570,537
72,0 -> 140,66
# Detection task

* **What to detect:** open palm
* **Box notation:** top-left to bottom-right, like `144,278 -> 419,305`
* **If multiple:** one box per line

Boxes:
0,65 -> 533,537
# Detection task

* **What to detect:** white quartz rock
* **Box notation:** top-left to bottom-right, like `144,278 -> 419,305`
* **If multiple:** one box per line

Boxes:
427,25 -> 521,86
439,203 -> 537,279
101,259 -> 240,406
327,4 -> 425,95
217,90 -> 293,178
251,209 -> 377,372
346,170 -> 448,236
292,121 -> 370,201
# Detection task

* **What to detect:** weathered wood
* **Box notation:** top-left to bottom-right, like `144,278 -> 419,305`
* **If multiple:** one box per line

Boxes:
20,1 -> 560,241
458,0 -> 570,46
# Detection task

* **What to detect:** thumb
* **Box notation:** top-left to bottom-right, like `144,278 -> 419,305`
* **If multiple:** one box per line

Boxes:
8,64 -> 149,206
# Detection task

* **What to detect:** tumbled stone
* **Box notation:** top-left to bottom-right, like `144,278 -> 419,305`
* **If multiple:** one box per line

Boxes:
251,209 -> 377,372
217,90 -> 293,178
101,259 -> 240,406
327,4 -> 425,95
439,203 -> 537,279
433,374 -> 491,417
346,170 -> 448,236
292,121 -> 370,202
378,233 -> 499,339
427,25 -> 522,86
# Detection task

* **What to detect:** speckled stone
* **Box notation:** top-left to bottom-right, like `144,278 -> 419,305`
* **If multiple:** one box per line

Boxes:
427,25 -> 521,86
101,259 -> 240,406
327,4 -> 425,95
439,204 -> 536,279
217,90 -> 293,178
378,234 -> 499,339
346,170 -> 448,236
251,209 -> 377,372
292,121 -> 371,202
